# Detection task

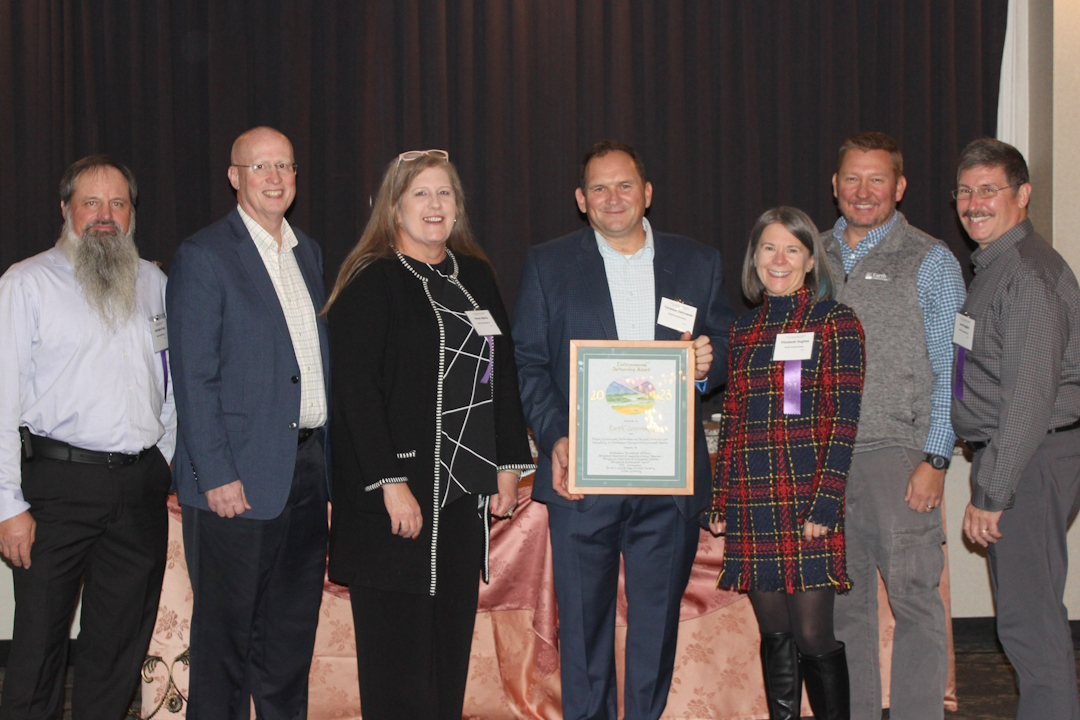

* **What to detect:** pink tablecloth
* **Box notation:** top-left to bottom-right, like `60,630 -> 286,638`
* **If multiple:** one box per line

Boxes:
143,486 -> 956,718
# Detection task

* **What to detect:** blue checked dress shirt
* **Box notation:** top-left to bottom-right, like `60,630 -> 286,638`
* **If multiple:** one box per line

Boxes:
595,219 -> 709,392
594,219 -> 657,341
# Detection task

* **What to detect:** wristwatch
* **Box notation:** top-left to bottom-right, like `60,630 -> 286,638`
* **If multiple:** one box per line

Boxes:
925,453 -> 950,470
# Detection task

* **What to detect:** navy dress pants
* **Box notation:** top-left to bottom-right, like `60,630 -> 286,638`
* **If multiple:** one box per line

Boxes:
547,495 -> 699,720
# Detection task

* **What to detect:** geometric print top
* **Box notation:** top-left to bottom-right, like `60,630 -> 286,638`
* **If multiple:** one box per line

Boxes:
711,287 -> 865,593
398,251 -> 498,509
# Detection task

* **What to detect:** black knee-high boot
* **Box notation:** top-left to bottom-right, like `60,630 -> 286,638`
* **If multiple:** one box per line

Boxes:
799,642 -> 849,720
759,632 -> 802,720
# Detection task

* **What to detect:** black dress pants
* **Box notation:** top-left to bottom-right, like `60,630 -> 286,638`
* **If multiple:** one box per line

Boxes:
0,448 -> 171,720
350,494 -> 484,720
182,432 -> 328,720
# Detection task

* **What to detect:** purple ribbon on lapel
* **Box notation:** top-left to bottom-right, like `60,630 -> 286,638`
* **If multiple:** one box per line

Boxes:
953,347 -> 966,400
783,360 -> 801,415
480,336 -> 494,384
160,350 -> 168,398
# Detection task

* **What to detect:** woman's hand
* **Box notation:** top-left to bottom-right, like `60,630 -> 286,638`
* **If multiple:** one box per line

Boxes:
803,521 -> 830,540
708,519 -> 726,535
383,483 -> 423,539
491,471 -> 520,519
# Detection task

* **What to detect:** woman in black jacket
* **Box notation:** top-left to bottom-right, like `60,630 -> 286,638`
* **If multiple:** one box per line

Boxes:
323,150 -> 535,719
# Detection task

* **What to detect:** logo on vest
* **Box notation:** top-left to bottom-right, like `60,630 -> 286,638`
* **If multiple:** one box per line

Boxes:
863,272 -> 889,281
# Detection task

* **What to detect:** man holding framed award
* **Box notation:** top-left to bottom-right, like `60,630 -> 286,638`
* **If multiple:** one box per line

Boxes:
512,140 -> 736,720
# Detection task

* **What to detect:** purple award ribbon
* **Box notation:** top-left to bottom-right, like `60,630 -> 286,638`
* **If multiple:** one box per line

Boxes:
953,346 -> 966,400
480,336 -> 494,384
160,350 -> 168,398
783,360 -> 801,415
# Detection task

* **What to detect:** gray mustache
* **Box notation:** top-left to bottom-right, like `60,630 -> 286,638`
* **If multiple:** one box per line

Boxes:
84,219 -> 123,234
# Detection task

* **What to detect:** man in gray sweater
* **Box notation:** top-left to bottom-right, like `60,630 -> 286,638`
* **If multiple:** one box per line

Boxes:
823,132 -> 965,720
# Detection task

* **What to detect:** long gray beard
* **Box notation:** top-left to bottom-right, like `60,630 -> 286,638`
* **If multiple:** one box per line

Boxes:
58,214 -> 140,332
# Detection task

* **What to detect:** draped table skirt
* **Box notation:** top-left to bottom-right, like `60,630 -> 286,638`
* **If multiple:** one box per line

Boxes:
143,482 -> 956,719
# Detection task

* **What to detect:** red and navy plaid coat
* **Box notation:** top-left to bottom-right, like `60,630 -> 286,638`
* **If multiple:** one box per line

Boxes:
711,287 -> 865,593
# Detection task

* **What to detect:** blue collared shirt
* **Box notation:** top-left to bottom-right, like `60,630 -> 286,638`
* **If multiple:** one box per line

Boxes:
595,218 -> 657,341
595,219 -> 708,392
833,212 -> 966,458
0,247 -> 176,522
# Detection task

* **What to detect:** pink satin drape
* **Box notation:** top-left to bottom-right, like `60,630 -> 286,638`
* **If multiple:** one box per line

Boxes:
144,484 -> 956,718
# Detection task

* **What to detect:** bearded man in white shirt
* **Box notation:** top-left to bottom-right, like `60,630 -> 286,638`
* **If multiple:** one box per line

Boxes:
0,156 -> 175,719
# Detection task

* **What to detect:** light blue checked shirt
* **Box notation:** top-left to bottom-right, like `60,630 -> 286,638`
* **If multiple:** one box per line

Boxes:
833,212 -> 966,458
595,219 -> 708,392
595,219 -> 657,341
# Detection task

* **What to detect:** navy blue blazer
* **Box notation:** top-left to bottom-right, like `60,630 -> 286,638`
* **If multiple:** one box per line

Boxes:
512,226 -> 735,518
166,209 -> 331,520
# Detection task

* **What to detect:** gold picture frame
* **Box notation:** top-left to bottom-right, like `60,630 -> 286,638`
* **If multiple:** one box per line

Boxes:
567,340 -> 695,495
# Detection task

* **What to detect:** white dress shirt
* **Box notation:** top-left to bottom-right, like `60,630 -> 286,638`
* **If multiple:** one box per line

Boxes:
237,206 -> 328,429
0,246 -> 177,522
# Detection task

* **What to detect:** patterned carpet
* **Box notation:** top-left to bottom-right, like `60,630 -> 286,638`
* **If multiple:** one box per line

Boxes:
0,620 -> 1077,719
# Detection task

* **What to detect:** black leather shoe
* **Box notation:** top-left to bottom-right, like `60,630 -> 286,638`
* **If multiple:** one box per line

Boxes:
760,632 -> 802,720
799,642 -> 850,720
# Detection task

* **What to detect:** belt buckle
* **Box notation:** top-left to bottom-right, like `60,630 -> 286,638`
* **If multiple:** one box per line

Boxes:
106,452 -> 126,469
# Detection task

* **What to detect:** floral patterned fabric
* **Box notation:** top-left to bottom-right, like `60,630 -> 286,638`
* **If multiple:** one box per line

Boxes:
145,482 -> 957,718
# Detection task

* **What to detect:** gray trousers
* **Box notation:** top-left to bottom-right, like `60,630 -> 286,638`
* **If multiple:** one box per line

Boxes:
982,429 -> 1080,720
834,446 -> 948,720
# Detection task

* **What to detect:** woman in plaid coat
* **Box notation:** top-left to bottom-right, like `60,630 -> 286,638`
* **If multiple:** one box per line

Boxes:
710,207 -> 865,720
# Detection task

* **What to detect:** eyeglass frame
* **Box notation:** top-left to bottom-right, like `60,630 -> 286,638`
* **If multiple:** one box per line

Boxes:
396,149 -> 449,167
951,183 -> 1021,201
230,162 -> 299,176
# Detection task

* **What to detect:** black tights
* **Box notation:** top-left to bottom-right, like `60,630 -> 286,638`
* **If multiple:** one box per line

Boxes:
749,589 -> 840,657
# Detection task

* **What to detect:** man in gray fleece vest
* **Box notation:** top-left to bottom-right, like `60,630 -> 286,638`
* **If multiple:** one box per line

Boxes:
823,132 -> 965,720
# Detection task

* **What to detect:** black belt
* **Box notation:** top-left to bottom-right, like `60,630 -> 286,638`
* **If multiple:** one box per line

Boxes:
24,431 -> 150,469
297,427 -> 318,445
966,418 -> 1080,453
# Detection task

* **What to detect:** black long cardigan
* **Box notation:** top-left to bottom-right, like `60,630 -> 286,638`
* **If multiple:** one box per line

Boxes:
326,252 -> 534,595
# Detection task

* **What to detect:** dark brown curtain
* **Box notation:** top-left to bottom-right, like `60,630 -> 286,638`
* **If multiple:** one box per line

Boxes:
0,1 -> 1007,311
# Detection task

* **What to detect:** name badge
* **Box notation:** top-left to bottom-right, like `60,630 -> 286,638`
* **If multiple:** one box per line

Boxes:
465,309 -> 502,336
656,297 -> 698,333
953,313 -> 974,350
772,332 -> 814,361
151,314 -> 169,352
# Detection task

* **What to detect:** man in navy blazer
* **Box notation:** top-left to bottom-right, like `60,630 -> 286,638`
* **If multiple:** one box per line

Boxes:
512,141 -> 735,720
167,127 -> 330,717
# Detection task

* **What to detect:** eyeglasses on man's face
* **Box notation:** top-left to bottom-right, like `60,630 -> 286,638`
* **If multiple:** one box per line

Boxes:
951,183 -> 1019,201
231,162 -> 298,177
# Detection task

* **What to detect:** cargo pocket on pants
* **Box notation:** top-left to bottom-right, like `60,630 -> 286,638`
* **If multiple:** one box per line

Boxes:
888,524 -> 946,597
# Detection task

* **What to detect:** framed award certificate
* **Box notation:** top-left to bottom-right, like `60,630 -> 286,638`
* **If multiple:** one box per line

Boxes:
567,340 -> 695,495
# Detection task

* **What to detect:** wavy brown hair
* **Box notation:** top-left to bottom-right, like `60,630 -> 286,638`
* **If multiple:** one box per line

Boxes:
323,152 -> 491,313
